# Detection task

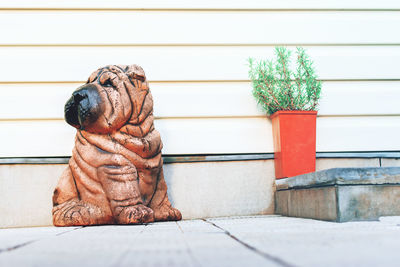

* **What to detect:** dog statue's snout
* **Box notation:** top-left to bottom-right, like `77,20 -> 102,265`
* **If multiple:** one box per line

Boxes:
65,84 -> 103,130
73,90 -> 87,103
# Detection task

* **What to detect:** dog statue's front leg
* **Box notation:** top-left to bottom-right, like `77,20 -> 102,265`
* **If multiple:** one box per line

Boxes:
52,166 -> 113,226
97,164 -> 154,224
149,168 -> 182,222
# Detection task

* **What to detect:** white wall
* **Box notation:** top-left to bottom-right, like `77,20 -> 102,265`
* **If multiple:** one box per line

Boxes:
0,1 -> 399,157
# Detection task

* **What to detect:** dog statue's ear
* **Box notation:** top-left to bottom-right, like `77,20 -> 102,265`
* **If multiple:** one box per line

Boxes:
126,64 -> 146,82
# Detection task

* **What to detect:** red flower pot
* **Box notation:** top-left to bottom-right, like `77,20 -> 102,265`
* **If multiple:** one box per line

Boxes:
270,110 -> 317,179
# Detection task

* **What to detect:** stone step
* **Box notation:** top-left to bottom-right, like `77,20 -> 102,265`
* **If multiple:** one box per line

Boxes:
275,167 -> 400,222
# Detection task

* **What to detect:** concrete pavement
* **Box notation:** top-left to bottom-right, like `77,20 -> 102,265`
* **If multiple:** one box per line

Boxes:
1,215 -> 400,267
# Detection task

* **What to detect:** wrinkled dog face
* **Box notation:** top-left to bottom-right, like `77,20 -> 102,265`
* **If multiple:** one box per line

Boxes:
65,65 -> 145,134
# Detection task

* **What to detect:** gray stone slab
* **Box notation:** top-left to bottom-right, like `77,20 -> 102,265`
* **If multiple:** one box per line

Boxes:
276,167 -> 400,190
276,187 -> 337,221
338,185 -> 400,222
275,167 -> 400,222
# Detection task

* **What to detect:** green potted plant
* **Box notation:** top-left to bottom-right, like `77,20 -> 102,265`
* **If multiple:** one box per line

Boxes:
249,47 -> 322,179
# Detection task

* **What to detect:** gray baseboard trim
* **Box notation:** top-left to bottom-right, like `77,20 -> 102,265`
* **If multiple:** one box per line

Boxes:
0,151 -> 399,165
0,157 -> 70,165
163,153 -> 274,163
316,152 -> 400,158
0,154 -> 274,165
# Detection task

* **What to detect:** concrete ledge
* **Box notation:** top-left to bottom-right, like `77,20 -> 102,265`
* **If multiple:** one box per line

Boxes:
275,167 -> 400,222
0,160 -> 275,228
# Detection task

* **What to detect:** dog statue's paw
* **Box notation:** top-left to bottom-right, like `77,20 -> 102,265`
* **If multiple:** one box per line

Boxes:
116,204 -> 154,224
154,204 -> 182,222
53,200 -> 105,226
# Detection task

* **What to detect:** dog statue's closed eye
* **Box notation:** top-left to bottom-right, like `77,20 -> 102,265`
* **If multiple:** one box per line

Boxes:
52,64 -> 182,226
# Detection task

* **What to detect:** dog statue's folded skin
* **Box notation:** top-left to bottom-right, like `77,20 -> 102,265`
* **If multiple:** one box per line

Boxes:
52,65 -> 182,226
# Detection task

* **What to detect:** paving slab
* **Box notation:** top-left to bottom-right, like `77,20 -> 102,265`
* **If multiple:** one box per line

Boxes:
177,220 -> 273,267
209,215 -> 400,267
0,219 -> 276,267
0,226 -> 79,251
1,216 -> 400,267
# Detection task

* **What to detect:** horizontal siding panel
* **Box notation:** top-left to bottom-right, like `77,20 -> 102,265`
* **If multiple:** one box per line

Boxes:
0,81 -> 400,120
0,118 -> 271,157
1,1 -> 400,10
0,82 -> 260,119
0,46 -> 399,82
0,116 -> 399,157
318,81 -> 400,116
0,120 -> 76,157
316,116 -> 400,152
1,11 -> 400,45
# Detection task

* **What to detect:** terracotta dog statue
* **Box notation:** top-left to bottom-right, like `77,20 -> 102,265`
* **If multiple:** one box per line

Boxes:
52,64 -> 182,226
